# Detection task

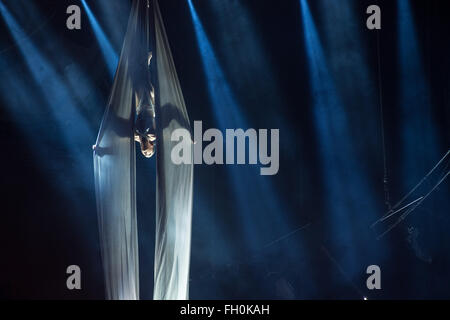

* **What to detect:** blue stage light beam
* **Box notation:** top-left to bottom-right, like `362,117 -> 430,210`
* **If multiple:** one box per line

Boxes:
397,0 -> 440,187
188,0 -> 284,223
0,2 -> 92,167
188,0 -> 299,259
96,0 -> 131,52
81,0 -> 118,77
0,2 -> 99,226
187,0 -> 244,130
206,0 -> 312,270
300,0 -> 383,278
318,0 -> 378,135
188,0 -> 259,251
315,0 -> 385,212
394,0 -> 446,291
208,0 -> 296,150
0,1 -> 117,253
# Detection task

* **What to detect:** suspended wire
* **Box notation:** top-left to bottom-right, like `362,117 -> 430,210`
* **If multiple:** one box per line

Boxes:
377,169 -> 450,239
372,149 -> 450,228
321,245 -> 367,299
438,156 -> 450,180
378,196 -> 423,223
263,223 -> 311,249
390,150 -> 449,210
372,6 -> 449,235
375,28 -> 392,213
0,6 -> 57,55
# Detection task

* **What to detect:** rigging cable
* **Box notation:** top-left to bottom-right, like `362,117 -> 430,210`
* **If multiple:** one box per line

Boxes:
375,28 -> 392,214
377,169 -> 450,239
370,2 -> 450,236
372,149 -> 450,228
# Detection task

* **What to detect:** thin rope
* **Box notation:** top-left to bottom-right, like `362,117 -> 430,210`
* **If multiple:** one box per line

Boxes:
0,9 -> 57,55
376,29 -> 392,213
390,149 -> 449,210
377,170 -> 450,239
372,149 -> 450,227
379,196 -> 423,223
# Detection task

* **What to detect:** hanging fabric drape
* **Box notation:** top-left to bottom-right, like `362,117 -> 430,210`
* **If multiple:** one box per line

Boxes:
153,0 -> 193,300
93,0 -> 193,300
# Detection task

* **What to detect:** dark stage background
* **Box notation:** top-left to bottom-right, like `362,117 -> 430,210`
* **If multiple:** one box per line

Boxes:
0,0 -> 449,299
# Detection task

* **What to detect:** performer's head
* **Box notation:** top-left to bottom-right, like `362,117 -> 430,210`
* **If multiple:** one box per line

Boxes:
139,134 -> 155,158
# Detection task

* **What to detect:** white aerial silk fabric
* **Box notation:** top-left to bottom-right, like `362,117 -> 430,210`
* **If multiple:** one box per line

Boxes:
153,0 -> 193,300
93,0 -> 193,300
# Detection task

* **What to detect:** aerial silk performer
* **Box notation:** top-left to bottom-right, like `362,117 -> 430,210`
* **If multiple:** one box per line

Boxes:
92,0 -> 193,300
